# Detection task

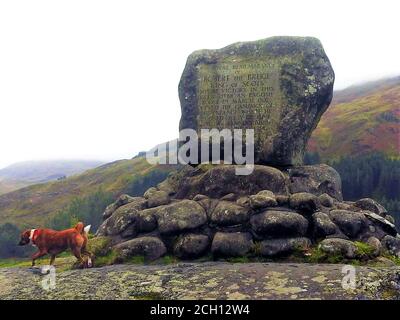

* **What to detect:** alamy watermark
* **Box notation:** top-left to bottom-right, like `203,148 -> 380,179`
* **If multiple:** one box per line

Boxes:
146,128 -> 255,175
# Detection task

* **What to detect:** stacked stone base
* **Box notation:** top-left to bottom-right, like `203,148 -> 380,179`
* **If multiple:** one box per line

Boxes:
95,164 -> 399,263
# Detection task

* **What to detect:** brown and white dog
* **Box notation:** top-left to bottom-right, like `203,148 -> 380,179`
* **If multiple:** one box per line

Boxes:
18,222 -> 93,268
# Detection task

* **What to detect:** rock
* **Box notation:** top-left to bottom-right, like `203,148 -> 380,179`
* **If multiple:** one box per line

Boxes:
250,210 -> 308,238
143,187 -> 158,199
275,195 -> 289,206
179,36 -> 334,166
289,192 -> 318,214
155,200 -> 207,235
102,194 -> 139,220
114,237 -> 167,261
249,190 -> 277,210
382,235 -> 400,257
210,201 -> 250,226
236,196 -> 251,208
175,164 -> 289,199
386,215 -> 395,225
286,164 -> 343,200
366,237 -> 382,257
211,232 -> 253,257
220,193 -> 237,201
328,210 -> 368,238
173,234 -> 210,259
373,256 -> 397,267
147,190 -> 170,208
361,211 -> 397,236
355,198 -> 387,217
319,238 -> 357,259
312,212 -> 337,238
96,198 -> 149,236
319,193 -> 334,207
258,237 -> 311,257
193,194 -> 208,201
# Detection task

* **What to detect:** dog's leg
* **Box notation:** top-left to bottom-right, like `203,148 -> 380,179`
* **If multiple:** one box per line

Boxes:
31,250 -> 47,267
81,248 -> 93,267
72,247 -> 85,266
49,255 -> 56,265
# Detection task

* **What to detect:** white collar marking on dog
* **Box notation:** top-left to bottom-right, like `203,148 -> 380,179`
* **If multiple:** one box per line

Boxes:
29,229 -> 37,246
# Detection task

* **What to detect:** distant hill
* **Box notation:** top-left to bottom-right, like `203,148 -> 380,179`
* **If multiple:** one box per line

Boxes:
0,180 -> 33,196
0,157 -> 177,228
0,160 -> 105,183
308,76 -> 400,161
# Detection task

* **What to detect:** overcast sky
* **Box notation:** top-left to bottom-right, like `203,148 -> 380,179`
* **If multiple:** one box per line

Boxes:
0,0 -> 399,169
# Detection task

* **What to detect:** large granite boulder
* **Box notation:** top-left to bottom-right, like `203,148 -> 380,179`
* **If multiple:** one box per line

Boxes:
285,164 -> 343,200
210,200 -> 250,226
258,237 -> 311,257
211,232 -> 253,257
250,209 -> 309,238
155,200 -> 207,235
173,234 -> 210,259
174,164 -> 288,199
179,36 -> 334,166
113,237 -> 167,261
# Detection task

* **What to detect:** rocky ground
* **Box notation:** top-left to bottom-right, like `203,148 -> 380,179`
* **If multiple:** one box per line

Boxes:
0,262 -> 399,300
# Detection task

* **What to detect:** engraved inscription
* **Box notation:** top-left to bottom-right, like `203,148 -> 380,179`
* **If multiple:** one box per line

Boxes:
197,60 -> 281,133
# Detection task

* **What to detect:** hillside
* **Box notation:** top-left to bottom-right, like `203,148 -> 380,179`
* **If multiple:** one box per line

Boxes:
0,156 -> 177,229
0,160 -> 105,183
308,76 -> 400,161
0,180 -> 33,196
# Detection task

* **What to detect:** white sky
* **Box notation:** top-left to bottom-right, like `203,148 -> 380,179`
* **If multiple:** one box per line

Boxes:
0,0 -> 399,169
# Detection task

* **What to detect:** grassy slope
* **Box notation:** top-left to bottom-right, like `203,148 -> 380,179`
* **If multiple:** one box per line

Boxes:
308,77 -> 400,161
0,180 -> 33,196
0,157 -> 175,229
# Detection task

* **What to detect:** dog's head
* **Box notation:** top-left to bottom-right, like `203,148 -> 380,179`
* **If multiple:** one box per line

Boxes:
18,230 -> 32,246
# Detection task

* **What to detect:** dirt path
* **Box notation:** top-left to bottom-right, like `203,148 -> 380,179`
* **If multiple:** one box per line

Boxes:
0,262 -> 399,300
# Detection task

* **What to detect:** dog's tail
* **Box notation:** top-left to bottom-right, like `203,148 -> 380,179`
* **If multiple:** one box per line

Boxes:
74,222 -> 91,235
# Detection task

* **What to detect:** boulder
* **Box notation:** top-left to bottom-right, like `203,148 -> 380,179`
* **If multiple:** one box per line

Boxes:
382,235 -> 400,257
175,164 -> 289,199
143,187 -> 158,199
173,234 -> 210,259
250,209 -> 308,238
155,200 -> 207,235
319,238 -> 357,259
211,232 -> 253,257
210,201 -> 250,226
275,195 -> 289,206
249,190 -> 277,210
102,194 -> 141,220
355,198 -> 387,217
289,192 -> 318,214
361,210 -> 397,237
236,196 -> 251,208
328,210 -> 368,238
366,236 -> 382,257
258,237 -> 311,257
96,198 -> 149,237
318,193 -> 334,208
147,190 -> 170,208
312,212 -> 337,238
286,164 -> 343,200
179,36 -> 334,166
220,193 -> 237,201
114,237 -> 167,261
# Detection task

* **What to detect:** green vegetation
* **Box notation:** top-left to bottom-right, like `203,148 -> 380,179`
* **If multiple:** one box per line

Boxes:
47,188 -> 114,232
354,241 -> 375,258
